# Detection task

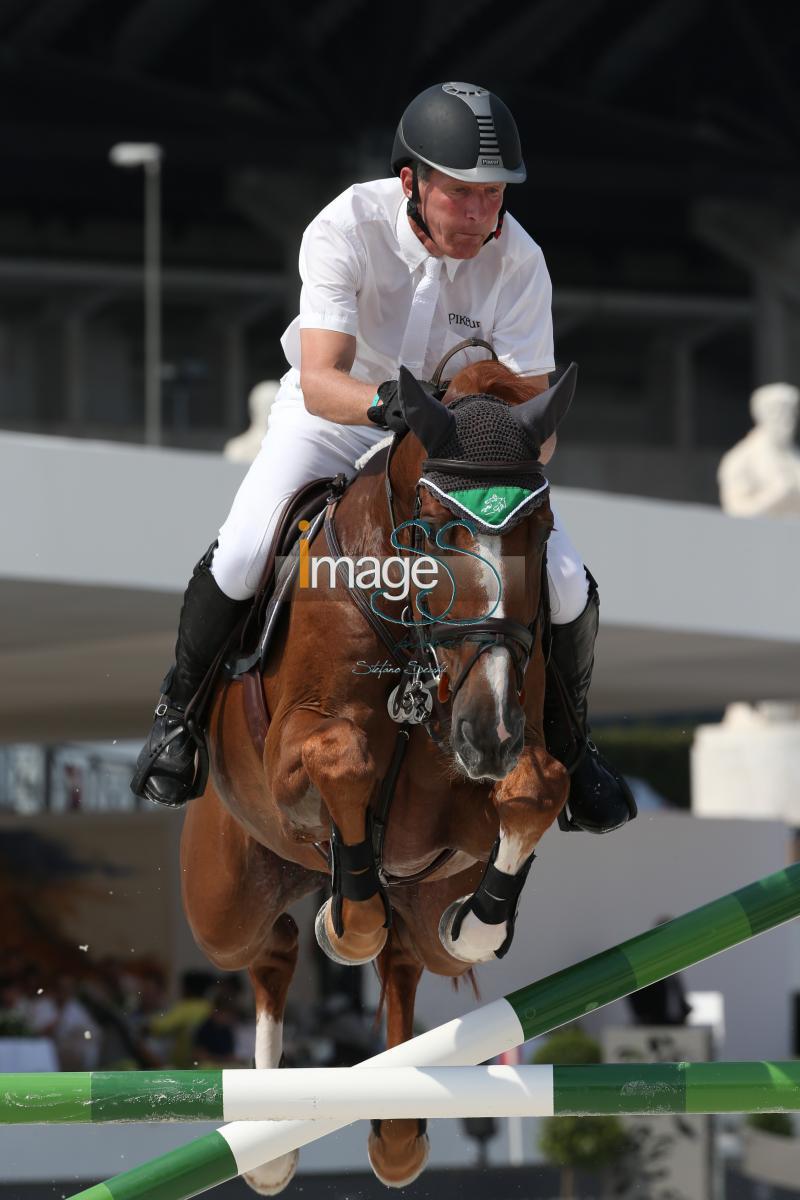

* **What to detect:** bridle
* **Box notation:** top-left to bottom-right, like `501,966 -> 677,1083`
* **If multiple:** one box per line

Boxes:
405,462 -> 544,709
324,342 -> 550,734
386,446 -> 546,719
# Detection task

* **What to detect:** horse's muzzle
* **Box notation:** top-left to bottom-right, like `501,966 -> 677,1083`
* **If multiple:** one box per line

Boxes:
452,716 -> 524,781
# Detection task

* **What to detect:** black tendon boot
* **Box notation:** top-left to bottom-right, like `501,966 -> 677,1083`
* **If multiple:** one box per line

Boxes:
544,574 -> 637,833
131,549 -> 249,807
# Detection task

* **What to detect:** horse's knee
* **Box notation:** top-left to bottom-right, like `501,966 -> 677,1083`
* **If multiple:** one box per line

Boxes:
301,718 -> 374,789
268,716 -> 373,841
301,718 -> 377,843
493,748 -> 569,844
251,913 -> 300,981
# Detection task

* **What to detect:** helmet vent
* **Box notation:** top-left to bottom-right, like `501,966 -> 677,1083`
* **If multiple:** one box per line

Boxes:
443,82 -> 488,97
477,116 -> 500,154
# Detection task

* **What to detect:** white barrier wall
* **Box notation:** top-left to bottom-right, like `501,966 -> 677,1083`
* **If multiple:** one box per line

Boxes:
3,430 -> 800,642
3,430 -> 800,738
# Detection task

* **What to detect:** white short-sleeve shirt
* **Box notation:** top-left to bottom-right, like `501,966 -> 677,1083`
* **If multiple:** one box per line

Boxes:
280,177 -> 555,385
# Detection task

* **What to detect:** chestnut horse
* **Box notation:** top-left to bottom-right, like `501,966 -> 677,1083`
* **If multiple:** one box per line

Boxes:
180,361 -> 574,1192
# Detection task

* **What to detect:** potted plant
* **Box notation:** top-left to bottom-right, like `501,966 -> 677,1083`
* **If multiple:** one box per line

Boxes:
532,1025 -> 628,1199
741,1109 -> 800,1192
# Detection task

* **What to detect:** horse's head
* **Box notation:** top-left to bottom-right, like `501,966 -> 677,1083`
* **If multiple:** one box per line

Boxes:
390,360 -> 576,781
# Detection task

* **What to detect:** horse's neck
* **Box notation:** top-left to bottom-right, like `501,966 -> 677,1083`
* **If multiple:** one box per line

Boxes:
339,443 -> 420,558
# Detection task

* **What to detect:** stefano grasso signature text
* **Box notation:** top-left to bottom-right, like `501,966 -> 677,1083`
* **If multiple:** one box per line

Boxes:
351,659 -> 437,678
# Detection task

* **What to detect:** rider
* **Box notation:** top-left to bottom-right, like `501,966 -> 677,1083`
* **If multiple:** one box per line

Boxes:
132,81 -> 635,835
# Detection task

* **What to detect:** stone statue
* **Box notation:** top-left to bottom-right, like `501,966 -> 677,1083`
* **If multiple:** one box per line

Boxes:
223,380 -> 280,463
692,701 -> 800,826
718,382 -> 800,517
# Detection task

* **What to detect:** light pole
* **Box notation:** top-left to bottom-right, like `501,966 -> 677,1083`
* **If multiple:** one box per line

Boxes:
109,142 -> 163,446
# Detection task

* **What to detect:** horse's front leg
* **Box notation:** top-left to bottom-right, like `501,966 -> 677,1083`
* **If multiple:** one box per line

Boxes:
272,711 -> 388,966
439,743 -> 568,963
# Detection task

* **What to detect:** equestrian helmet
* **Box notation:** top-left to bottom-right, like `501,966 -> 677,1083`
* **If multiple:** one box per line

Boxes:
391,82 -> 526,185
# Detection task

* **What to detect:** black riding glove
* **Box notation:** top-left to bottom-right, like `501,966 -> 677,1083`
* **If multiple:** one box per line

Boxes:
367,377 -> 437,435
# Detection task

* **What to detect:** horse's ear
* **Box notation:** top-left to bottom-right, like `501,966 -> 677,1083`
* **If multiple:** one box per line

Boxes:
510,362 -> 577,449
398,366 -> 455,454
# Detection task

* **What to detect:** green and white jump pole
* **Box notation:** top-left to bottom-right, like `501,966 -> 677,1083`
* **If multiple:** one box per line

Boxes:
4,1062 -> 800,1123
49,862 -> 800,1200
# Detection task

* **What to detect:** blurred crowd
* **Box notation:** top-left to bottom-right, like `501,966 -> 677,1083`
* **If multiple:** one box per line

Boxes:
0,953 -> 384,1072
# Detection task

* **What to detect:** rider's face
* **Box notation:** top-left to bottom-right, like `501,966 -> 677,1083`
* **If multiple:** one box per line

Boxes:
401,167 -> 505,259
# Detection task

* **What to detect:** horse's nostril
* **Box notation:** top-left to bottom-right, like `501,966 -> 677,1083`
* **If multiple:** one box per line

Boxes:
457,719 -> 475,749
509,730 -> 524,760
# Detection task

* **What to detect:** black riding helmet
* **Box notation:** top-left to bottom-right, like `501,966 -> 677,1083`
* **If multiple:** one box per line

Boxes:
391,82 -> 526,245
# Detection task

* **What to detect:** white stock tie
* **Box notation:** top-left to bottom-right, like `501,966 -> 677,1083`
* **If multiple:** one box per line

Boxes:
398,256 -> 444,378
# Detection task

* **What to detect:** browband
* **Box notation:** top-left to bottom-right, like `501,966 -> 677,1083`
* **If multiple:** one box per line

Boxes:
422,458 -> 545,478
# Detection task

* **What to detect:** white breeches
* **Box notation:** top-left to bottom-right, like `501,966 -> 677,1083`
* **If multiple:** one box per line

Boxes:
212,370 -> 589,624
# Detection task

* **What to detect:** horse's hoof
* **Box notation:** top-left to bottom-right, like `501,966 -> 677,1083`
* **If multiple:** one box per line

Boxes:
368,1120 -> 430,1188
314,899 -> 387,966
438,896 -> 505,964
243,1149 -> 299,1196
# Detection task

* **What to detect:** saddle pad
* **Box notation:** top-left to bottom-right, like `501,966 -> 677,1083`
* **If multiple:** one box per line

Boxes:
227,505 -> 327,677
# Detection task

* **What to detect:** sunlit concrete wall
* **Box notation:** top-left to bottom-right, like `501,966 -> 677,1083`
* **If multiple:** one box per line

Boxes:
2,430 -> 799,739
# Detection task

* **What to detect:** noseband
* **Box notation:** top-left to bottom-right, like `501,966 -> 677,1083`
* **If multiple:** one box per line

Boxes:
323,382 -> 550,731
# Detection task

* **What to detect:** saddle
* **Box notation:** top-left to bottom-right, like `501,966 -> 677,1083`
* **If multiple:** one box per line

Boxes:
227,474 -> 347,679
186,448 -> 391,733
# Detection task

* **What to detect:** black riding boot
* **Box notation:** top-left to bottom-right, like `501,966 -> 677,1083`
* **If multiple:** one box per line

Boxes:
131,550 -> 248,808
543,575 -> 637,834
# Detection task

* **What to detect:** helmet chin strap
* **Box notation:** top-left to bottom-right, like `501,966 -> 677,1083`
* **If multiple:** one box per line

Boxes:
406,162 -> 435,241
406,162 -> 506,249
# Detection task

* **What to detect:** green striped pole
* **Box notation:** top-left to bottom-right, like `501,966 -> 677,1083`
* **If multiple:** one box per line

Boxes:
64,862 -> 800,1200
552,1061 -> 800,1117
4,1062 -> 800,1122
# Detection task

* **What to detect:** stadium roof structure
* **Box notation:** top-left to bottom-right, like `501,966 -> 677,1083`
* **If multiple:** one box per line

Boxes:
0,0 -> 797,283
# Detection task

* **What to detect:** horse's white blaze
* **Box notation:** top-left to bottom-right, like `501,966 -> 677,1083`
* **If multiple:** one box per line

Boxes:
474,536 -> 513,743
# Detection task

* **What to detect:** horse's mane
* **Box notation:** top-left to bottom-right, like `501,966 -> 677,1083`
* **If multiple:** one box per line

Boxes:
445,360 -> 545,407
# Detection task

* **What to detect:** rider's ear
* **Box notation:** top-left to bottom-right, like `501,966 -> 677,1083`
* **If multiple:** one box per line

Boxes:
510,362 -> 577,450
398,365 -> 456,454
